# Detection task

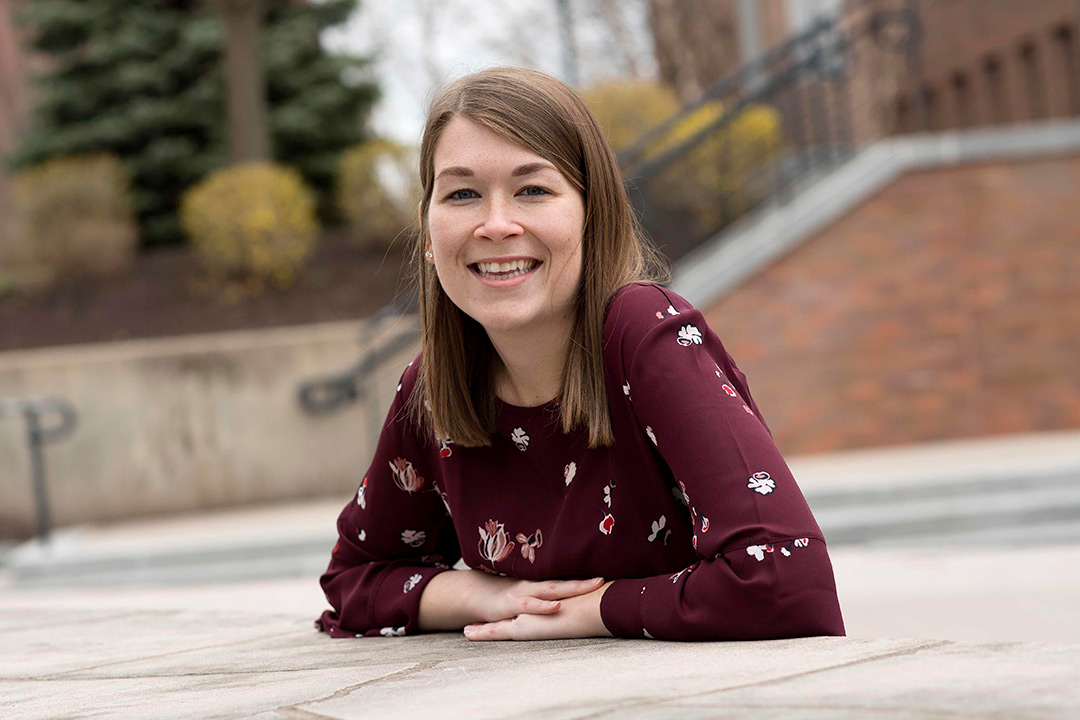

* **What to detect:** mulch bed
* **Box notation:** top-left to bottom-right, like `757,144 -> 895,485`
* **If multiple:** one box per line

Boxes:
0,231 -> 414,353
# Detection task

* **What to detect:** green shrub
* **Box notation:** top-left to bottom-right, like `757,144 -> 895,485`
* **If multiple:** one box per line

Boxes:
180,163 -> 318,290
6,154 -> 138,289
336,139 -> 419,253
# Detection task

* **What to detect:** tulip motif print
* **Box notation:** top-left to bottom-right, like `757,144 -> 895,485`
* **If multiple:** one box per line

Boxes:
389,457 -> 424,493
677,324 -> 702,346
478,519 -> 515,567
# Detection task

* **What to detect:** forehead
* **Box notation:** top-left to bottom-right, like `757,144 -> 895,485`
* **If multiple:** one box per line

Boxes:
433,116 -> 549,173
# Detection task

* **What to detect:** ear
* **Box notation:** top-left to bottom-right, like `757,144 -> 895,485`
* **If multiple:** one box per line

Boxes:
420,202 -> 435,264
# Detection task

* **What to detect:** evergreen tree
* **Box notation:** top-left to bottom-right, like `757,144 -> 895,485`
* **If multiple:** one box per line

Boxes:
11,0 -> 377,247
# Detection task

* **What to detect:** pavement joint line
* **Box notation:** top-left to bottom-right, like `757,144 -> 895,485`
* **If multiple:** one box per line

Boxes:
24,624 -> 313,681
267,707 -> 341,720
0,608 -> 147,630
566,639 -> 953,720
291,659 -> 441,709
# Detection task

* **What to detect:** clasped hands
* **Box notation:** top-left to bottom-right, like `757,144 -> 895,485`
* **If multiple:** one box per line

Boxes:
417,568 -> 614,641
462,573 -> 614,642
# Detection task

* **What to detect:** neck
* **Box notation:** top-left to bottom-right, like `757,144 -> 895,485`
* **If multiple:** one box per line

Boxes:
487,319 -> 573,407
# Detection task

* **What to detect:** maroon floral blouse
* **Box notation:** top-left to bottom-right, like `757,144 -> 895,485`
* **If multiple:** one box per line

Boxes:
316,282 -> 845,641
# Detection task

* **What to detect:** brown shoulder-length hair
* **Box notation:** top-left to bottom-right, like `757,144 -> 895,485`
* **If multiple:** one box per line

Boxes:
408,66 -> 669,449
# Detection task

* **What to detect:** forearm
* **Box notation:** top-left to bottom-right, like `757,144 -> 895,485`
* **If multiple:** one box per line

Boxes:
417,569 -> 488,631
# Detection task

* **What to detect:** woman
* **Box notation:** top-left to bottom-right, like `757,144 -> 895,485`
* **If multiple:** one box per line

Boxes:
316,67 -> 845,642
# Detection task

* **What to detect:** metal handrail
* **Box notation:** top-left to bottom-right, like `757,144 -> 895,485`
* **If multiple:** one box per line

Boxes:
0,396 -> 78,542
297,294 -> 420,416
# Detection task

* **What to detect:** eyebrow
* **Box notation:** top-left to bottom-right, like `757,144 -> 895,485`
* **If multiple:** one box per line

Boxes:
434,162 -> 559,182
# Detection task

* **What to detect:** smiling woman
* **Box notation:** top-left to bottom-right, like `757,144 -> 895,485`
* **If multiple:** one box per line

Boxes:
315,67 -> 845,642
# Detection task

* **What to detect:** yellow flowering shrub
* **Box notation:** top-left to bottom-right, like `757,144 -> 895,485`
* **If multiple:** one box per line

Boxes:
7,153 -> 138,288
336,139 -> 419,253
581,81 -> 680,151
647,100 -> 784,231
180,163 -> 318,289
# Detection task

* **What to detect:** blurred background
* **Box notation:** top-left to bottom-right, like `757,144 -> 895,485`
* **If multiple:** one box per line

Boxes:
1,0 -> 1078,644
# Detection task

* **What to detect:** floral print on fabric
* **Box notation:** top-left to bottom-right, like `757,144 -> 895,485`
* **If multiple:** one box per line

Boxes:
655,304 -> 680,319
401,529 -> 426,547
623,381 -> 631,400
648,515 -> 671,544
478,519 -> 515,567
747,471 -> 776,496
438,436 -> 453,458
389,457 -> 424,493
599,513 -> 615,535
511,427 -> 530,452
564,461 -> 577,486
356,476 -> 367,509
645,426 -> 657,446
677,324 -> 703,346
380,626 -> 406,637
403,573 -> 422,593
515,529 -> 543,563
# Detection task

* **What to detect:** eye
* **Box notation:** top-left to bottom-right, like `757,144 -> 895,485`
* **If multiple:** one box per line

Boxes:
519,186 -> 549,197
445,189 -> 478,201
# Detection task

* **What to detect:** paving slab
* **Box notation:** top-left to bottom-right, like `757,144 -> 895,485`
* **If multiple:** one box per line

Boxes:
2,604 -> 1079,720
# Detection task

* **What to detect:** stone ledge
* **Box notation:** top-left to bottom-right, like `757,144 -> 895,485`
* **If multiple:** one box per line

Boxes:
2,605 -> 1077,719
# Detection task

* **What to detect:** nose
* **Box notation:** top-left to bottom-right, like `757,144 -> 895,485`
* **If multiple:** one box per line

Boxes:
475,195 -> 523,242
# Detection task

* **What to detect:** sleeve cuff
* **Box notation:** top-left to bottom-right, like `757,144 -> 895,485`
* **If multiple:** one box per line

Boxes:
599,577 -> 649,638
371,563 -> 453,637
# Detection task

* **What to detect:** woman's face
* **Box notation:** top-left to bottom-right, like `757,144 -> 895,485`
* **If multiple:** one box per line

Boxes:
425,116 -> 585,337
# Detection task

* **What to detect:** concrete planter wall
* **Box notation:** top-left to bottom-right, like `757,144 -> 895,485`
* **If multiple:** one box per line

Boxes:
0,319 -> 419,538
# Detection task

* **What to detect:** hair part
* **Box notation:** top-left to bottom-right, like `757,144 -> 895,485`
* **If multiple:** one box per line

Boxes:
407,66 -> 670,449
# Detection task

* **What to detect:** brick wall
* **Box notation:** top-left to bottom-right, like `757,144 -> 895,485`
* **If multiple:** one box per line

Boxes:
702,153 -> 1080,455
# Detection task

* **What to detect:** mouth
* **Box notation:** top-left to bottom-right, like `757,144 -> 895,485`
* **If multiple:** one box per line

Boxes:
468,258 -> 541,281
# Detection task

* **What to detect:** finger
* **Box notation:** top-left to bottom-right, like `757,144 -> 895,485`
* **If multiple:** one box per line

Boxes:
527,577 -> 605,601
517,597 -> 561,615
464,620 -> 512,642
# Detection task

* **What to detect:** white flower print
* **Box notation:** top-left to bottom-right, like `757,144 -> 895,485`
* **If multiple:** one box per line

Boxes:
667,305 -> 680,316
478,519 -> 515,566
676,324 -> 703,346
515,529 -> 543,564
794,537 -> 809,548
358,529 -> 366,542
511,426 -> 530,451
622,381 -> 631,400
403,573 -> 422,593
648,515 -> 671,544
401,529 -> 426,547
675,479 -> 691,507
783,537 -> 810,556
643,628 -> 655,639
564,461 -> 577,486
714,361 -> 724,378
397,380 -> 402,392
356,476 -> 367,509
747,471 -> 776,496
380,626 -> 406,637
603,484 -> 612,508
646,426 -> 657,446
389,457 -> 424,493
743,404 -> 754,415
747,543 -> 775,562
700,516 -> 710,533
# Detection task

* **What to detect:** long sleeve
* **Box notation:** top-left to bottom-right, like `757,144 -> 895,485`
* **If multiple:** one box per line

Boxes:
599,285 -> 845,640
316,360 -> 460,638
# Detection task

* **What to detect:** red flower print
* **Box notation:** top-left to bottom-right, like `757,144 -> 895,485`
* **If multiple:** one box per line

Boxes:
478,519 -> 514,567
438,436 -> 453,458
599,513 -> 615,535
722,383 -> 737,398
389,457 -> 424,493
515,529 -> 543,563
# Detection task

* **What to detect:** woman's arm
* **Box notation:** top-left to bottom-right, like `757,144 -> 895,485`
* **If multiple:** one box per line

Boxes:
418,569 -> 611,638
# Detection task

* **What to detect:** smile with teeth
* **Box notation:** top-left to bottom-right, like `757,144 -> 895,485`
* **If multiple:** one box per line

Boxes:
471,259 -> 539,279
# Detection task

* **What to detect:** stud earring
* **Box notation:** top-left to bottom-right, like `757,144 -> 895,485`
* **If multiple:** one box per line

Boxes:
425,250 -> 433,259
